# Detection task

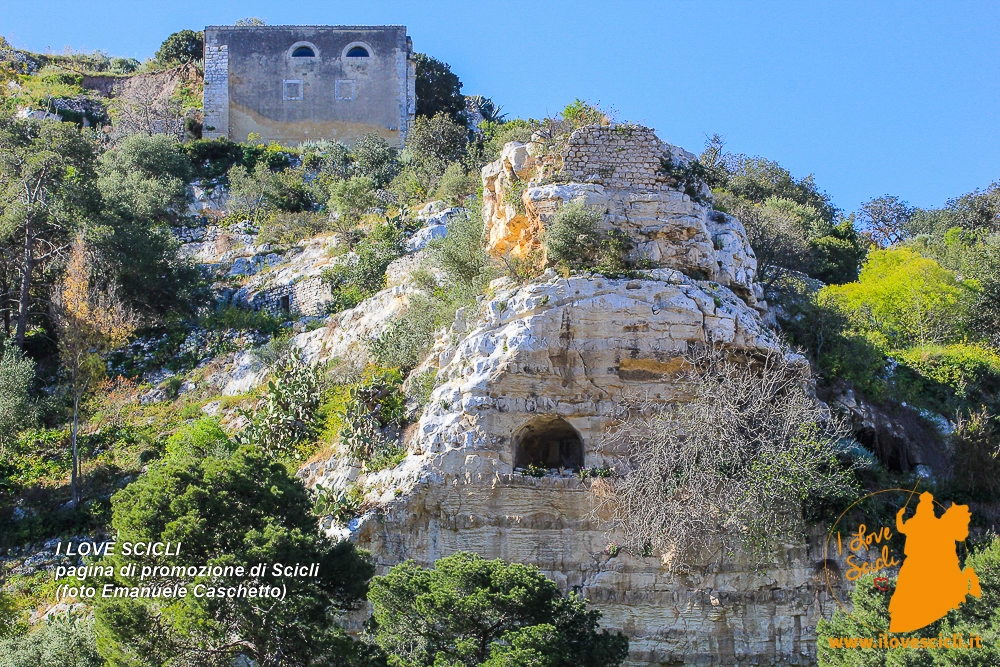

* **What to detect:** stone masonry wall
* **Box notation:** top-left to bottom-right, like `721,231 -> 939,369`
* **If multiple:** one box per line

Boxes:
560,125 -> 692,191
202,40 -> 229,140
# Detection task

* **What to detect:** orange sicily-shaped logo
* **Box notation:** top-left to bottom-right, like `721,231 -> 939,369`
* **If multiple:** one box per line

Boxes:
888,492 -> 982,632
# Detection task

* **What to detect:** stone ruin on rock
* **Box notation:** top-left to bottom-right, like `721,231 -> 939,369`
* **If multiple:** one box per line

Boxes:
306,124 -> 843,666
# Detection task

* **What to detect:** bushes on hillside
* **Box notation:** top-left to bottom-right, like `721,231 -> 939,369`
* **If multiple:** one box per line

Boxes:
543,201 -> 633,276
0,614 -> 102,667
322,222 -> 407,312
819,248 -> 973,350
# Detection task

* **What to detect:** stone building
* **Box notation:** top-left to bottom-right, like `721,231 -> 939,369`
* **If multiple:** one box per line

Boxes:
203,25 -> 416,146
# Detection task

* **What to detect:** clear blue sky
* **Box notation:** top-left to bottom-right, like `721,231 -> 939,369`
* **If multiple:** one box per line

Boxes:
3,0 -> 998,214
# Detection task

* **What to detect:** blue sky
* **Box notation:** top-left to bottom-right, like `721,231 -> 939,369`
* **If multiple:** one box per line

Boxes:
3,0 -> 998,214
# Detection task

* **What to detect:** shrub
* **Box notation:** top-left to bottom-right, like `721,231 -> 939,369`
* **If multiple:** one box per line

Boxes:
227,162 -> 273,222
165,417 -> 232,459
436,161 -> 478,204
432,201 -> 494,285
561,98 -> 610,127
328,175 -> 379,241
368,552 -> 629,667
0,613 -> 103,667
323,222 -> 406,312
0,340 -> 37,449
200,305 -> 284,336
894,343 -> 1000,414
544,201 -> 633,276
183,137 -> 245,180
350,133 -> 398,188
235,357 -> 322,460
257,211 -> 328,245
301,139 -> 351,180
407,369 -> 437,409
265,167 -> 315,213
598,347 -> 856,570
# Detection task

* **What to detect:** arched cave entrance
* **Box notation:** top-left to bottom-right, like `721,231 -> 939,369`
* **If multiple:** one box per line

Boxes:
513,417 -> 584,471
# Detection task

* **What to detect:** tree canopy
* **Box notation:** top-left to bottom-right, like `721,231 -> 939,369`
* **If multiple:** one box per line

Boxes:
368,551 -> 629,667
413,54 -> 466,125
94,444 -> 374,667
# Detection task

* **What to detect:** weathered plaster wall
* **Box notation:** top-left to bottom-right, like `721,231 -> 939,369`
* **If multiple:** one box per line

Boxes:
203,25 -> 414,146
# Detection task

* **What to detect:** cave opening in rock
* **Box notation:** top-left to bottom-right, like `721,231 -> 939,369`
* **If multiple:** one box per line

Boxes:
513,417 -> 584,471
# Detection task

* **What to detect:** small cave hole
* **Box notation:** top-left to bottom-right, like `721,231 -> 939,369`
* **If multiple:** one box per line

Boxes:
513,417 -> 584,471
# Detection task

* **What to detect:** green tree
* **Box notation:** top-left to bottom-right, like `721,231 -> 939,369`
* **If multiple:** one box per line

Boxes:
405,112 -> 469,193
858,195 -> 916,248
94,444 -> 374,667
413,54 -> 466,124
96,133 -> 192,222
328,175 -> 378,221
0,118 -> 98,346
368,551 -> 629,667
155,29 -> 204,65
820,248 -> 972,351
94,133 -> 202,318
0,339 -> 36,450
227,162 -> 273,222
351,133 -> 398,188
700,134 -> 837,224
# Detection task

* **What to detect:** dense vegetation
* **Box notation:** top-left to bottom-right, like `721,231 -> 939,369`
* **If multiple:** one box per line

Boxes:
0,22 -> 998,667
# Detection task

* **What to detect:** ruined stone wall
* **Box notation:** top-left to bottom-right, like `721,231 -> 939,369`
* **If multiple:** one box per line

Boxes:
561,125 -> 676,190
481,128 -> 759,303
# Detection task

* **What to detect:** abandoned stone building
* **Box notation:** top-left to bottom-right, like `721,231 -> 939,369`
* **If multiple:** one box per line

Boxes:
203,25 -> 416,146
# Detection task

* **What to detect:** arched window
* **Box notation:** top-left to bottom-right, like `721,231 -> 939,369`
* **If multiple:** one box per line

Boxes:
513,417 -> 584,472
346,46 -> 370,58
292,46 -> 316,58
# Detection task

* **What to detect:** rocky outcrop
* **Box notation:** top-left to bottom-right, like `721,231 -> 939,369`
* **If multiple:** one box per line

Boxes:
308,269 -> 835,666
481,125 -> 760,304
292,125 -> 859,665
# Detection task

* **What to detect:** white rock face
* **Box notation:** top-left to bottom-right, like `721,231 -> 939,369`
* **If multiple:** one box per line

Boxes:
406,224 -> 447,252
309,272 -> 836,665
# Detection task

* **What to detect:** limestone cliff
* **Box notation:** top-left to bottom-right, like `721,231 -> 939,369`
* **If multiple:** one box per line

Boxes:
302,126 -> 843,665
